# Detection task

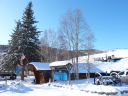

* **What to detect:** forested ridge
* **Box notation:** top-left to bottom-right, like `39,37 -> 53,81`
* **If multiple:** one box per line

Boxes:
0,45 -> 8,51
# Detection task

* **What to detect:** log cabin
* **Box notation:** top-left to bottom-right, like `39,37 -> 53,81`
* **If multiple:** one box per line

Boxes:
28,62 -> 52,84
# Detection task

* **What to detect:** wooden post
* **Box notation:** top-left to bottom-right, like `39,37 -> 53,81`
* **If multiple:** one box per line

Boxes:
66,64 -> 72,85
68,70 -> 70,85
50,67 -> 55,82
5,76 -> 7,84
48,78 -> 51,86
21,65 -> 25,80
52,70 -> 54,82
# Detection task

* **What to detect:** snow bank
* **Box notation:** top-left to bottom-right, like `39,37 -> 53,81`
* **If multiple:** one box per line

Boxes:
51,78 -> 128,96
0,82 -> 33,93
0,76 -> 128,96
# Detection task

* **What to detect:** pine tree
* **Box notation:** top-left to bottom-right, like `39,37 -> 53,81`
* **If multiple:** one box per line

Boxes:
21,2 -> 41,62
0,20 -> 22,72
8,20 -> 23,54
1,2 -> 41,77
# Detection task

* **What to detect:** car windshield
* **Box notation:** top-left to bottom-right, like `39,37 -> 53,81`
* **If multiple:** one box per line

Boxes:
126,72 -> 128,75
119,71 -> 125,75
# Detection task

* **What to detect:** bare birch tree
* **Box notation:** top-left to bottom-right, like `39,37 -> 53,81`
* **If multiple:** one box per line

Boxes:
59,9 -> 93,80
40,29 -> 57,62
54,34 -> 69,61
85,25 -> 95,83
40,29 -> 70,62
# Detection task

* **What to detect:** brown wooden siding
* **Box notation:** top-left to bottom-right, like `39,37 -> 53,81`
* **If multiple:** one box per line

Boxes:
28,64 -> 52,84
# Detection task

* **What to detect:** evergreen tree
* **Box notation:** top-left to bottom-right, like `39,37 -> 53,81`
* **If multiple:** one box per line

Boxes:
21,2 -> 41,62
0,20 -> 22,72
1,2 -> 41,75
8,20 -> 23,54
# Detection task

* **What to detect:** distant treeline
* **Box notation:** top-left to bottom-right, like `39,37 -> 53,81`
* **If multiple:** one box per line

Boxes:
0,44 -> 103,55
0,44 -> 104,62
0,45 -> 8,51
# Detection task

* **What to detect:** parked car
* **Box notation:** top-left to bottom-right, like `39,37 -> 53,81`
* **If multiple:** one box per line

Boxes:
94,70 -> 128,85
118,70 -> 128,83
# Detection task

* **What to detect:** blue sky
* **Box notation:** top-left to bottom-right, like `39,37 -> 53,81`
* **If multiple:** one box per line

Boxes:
0,0 -> 128,49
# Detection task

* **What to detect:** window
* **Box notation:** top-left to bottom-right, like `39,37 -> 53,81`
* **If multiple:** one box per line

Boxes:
119,71 -> 125,75
126,72 -> 128,75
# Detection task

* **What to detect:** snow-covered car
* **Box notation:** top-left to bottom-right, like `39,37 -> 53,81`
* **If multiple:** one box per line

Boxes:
94,70 -> 128,85
118,70 -> 128,83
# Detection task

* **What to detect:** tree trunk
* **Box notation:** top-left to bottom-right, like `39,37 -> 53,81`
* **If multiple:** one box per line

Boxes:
21,65 -> 25,80
86,50 -> 90,83
76,56 -> 79,80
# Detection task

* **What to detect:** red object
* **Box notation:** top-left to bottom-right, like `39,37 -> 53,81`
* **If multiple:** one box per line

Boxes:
20,54 -> 26,65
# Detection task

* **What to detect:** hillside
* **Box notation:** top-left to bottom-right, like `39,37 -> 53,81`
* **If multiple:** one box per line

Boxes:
77,49 -> 128,73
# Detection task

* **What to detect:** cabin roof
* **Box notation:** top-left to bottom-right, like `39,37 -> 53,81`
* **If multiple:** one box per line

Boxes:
29,62 -> 51,70
49,61 -> 73,67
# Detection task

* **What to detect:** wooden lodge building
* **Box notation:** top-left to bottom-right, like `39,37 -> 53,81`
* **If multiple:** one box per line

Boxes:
28,62 -> 52,84
27,61 -> 108,84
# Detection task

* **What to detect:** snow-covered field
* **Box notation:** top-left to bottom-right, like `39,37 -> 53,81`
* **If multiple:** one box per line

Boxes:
0,76 -> 128,96
78,49 -> 128,73
1,49 -> 128,96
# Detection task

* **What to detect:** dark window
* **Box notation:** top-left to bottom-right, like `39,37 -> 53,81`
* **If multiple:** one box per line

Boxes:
126,72 -> 128,75
119,71 -> 125,75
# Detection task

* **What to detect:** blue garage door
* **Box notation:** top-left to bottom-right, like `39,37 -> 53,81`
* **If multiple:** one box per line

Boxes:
54,69 -> 69,80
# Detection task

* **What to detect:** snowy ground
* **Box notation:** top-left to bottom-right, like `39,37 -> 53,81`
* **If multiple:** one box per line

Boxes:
0,76 -> 128,96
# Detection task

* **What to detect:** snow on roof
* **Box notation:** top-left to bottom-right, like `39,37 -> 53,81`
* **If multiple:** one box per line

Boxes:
49,61 -> 72,67
49,61 -> 103,73
29,62 -> 51,70
70,63 -> 103,73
